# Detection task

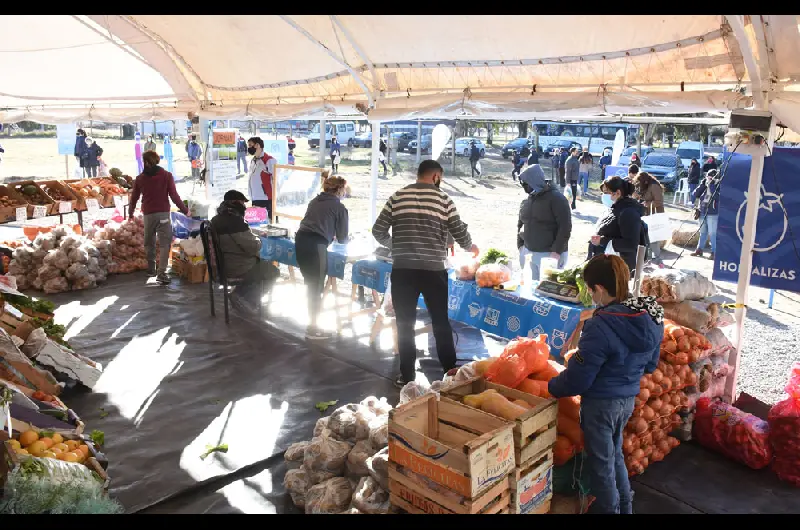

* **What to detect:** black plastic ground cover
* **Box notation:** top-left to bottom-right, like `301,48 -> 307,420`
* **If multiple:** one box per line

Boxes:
48,273 -> 800,514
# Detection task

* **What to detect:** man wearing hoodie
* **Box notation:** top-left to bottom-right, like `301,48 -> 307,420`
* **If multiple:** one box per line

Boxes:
565,147 -> 580,209
211,190 -> 280,306
517,165 -> 572,281
548,254 -> 664,515
129,150 -> 189,285
236,134 -> 248,175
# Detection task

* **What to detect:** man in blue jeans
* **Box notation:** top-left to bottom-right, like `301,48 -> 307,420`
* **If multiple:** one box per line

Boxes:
236,134 -> 248,174
691,169 -> 720,259
548,255 -> 664,514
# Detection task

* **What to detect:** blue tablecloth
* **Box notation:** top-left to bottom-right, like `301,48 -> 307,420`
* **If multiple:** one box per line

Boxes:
447,274 -> 585,352
351,259 -> 393,293
259,237 -> 347,279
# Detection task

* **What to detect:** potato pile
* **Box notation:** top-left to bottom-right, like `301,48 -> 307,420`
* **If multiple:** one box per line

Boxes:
15,184 -> 50,206
0,195 -> 26,208
41,184 -> 74,202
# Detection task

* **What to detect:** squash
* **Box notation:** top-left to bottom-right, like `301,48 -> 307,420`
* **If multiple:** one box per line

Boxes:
516,378 -> 551,398
530,359 -> 566,382
480,392 -> 528,420
474,358 -> 497,376
558,396 -> 581,422
463,389 -> 499,409
553,435 -> 576,466
557,413 -> 584,450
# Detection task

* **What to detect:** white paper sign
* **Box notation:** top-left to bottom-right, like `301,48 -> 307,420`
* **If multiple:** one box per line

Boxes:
643,213 -> 673,243
15,207 -> 27,222
32,205 -> 48,219
113,195 -> 124,210
3,403 -> 10,437
58,201 -> 73,214
86,198 -> 100,212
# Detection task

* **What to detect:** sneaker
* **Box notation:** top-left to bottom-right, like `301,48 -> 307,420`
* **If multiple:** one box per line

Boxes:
305,327 -> 334,340
147,269 -> 157,277
394,375 -> 411,389
691,249 -> 703,257
709,252 -> 715,260
156,273 -> 171,285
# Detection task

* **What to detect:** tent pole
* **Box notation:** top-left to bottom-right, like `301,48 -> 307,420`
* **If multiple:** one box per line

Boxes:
369,120 -> 381,226
318,117 -> 327,171
451,124 -> 457,174
416,120 -> 422,165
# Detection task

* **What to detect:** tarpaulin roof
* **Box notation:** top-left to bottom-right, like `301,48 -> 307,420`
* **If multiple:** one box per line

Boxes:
1,15 -> 798,124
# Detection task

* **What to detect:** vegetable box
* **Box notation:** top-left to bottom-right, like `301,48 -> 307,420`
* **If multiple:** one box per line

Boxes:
0,306 -> 35,341
509,448 -> 553,514
442,377 -> 558,466
388,393 -> 515,499
11,181 -> 56,219
8,402 -> 84,436
38,180 -> 80,215
0,185 -> 30,223
389,462 -> 510,514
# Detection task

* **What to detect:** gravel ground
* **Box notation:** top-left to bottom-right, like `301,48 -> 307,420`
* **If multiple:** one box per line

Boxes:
1,135 -> 797,406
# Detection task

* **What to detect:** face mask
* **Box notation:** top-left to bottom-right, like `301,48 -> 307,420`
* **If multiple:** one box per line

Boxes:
144,166 -> 158,176
601,193 -> 614,208
247,147 -> 257,155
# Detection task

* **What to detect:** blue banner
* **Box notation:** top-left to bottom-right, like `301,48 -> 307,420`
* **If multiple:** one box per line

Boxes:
259,237 -> 346,279
713,147 -> 800,292
604,165 -> 629,179
351,259 -> 392,293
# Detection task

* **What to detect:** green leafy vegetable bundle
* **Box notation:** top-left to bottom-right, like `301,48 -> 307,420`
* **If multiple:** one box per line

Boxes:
557,261 -> 593,307
480,248 -> 510,266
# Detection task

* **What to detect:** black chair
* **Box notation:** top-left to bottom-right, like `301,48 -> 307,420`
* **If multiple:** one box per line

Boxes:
199,220 -> 264,324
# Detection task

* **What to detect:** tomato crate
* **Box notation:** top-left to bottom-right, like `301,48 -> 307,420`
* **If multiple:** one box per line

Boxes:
388,393 -> 515,500
442,376 -> 559,465
509,448 -> 553,514
389,462 -> 510,514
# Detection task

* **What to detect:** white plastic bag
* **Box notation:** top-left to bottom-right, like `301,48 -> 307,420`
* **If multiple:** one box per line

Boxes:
365,447 -> 389,491
346,439 -> 377,477
328,404 -> 374,442
73,167 -> 83,179
303,432 -> 353,484
305,477 -> 353,514
352,476 -> 391,514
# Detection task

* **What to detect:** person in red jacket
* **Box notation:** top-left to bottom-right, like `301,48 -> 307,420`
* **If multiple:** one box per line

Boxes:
129,150 -> 189,285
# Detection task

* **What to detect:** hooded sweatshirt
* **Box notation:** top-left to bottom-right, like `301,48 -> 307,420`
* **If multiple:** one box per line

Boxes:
548,296 -> 664,400
517,165 -> 572,253
211,201 -> 262,278
297,192 -> 350,245
129,166 -> 188,216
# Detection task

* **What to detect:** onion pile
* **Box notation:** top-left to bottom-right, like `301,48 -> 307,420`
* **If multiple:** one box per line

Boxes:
660,320 -> 711,365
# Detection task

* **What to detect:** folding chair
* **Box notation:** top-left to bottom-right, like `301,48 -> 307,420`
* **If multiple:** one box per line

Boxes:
200,221 -> 264,324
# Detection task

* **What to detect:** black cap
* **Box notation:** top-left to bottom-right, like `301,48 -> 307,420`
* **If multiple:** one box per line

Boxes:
223,190 -> 248,202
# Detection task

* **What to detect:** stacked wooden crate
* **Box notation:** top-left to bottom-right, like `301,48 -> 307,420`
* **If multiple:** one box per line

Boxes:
387,393 -> 516,514
443,377 -> 558,514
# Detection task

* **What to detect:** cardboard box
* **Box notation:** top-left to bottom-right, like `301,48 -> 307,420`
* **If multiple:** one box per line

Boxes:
0,185 -> 30,223
509,449 -> 553,514
11,181 -> 55,218
39,180 -> 80,215
172,255 -> 208,283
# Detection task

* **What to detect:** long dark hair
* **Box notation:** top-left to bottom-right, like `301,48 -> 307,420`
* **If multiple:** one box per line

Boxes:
633,171 -> 662,193
583,254 -> 631,302
601,175 -> 636,197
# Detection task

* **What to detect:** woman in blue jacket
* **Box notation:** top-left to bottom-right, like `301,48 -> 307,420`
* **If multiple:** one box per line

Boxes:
548,254 -> 664,514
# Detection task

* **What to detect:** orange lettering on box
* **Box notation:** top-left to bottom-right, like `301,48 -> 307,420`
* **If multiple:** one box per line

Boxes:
389,441 -> 470,497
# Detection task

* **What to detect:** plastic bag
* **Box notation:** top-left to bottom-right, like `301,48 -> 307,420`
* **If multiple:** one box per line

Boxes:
352,476 -> 391,514
768,362 -> 800,486
359,396 -> 392,417
313,417 -> 330,438
693,397 -> 771,470
485,334 -> 550,388
641,269 -> 716,302
42,276 -> 69,294
367,416 -> 388,449
366,447 -> 389,491
346,439 -> 377,477
704,328 -> 732,359
475,263 -> 512,288
398,380 -> 428,405
661,301 -> 714,333
285,441 -> 309,465
284,468 -> 308,508
328,404 -> 374,442
305,477 -> 353,514
303,432 -> 353,484
452,253 -> 480,281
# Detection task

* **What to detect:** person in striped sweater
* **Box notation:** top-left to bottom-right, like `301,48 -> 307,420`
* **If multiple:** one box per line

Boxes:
372,160 -> 480,388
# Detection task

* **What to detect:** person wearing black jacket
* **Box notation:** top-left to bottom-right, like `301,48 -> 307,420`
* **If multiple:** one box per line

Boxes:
81,136 -> 103,178
691,170 -> 720,259
527,147 -> 539,166
702,156 -> 718,174
687,158 -> 702,198
589,176 -> 646,273
469,140 -> 482,179
558,147 -> 569,188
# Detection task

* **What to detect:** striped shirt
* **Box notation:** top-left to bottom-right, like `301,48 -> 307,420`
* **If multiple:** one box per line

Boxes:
372,183 -> 473,271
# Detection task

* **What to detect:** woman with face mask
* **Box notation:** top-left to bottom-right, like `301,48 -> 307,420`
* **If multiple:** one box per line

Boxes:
294,175 -> 350,340
128,150 -> 189,285
548,254 -> 664,514
687,158 -> 701,198
589,176 -> 644,272
81,136 -> 103,178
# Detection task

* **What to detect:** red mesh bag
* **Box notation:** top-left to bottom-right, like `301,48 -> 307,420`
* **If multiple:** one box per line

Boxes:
694,397 -> 772,470
768,362 -> 800,486
485,334 -> 550,388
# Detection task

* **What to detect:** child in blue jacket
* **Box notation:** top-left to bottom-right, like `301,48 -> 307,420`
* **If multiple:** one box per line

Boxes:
548,254 -> 664,514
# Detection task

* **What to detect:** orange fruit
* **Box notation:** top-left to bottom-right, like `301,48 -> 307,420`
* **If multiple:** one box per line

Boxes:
15,449 -> 29,456
65,440 -> 80,451
62,452 -> 80,463
8,440 -> 21,451
51,433 -> 64,444
53,443 -> 69,453
42,451 -> 57,459
27,441 -> 48,456
40,437 -> 54,449
77,444 -> 90,458
50,447 -> 63,455
19,430 -> 38,447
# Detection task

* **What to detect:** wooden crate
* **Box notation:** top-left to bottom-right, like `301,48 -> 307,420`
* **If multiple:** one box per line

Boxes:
442,376 -> 559,465
509,448 -> 554,514
63,179 -> 104,210
11,181 -> 55,218
388,393 -> 515,500
389,462 -> 510,514
0,306 -> 35,340
0,185 -> 30,223
91,178 -> 124,207
39,180 -> 80,215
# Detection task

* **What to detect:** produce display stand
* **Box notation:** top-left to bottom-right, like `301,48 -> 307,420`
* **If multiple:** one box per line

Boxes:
11,181 -> 55,219
442,377 -> 558,514
387,393 -> 516,514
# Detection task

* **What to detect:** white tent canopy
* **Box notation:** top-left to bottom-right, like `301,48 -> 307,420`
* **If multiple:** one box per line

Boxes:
1,15 -> 798,124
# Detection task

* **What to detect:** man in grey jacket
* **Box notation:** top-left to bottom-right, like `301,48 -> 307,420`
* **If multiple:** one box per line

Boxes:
565,147 -> 580,210
517,165 -> 572,281
211,190 -> 279,306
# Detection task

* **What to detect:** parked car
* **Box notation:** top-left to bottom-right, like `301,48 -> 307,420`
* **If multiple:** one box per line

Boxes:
618,146 -> 655,166
501,138 -> 533,158
308,120 -> 357,148
391,132 -> 417,152
351,132 -> 373,148
443,137 -> 486,158
544,139 -> 582,158
639,152 -> 686,189
676,140 -> 704,169
407,134 -> 432,154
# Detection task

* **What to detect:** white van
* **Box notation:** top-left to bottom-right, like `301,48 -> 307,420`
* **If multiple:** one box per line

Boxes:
308,121 -> 357,149
676,140 -> 704,169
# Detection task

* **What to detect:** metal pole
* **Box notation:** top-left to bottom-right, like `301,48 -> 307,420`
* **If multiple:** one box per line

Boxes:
369,121 -> 381,226
416,120 -> 422,164
318,117 -> 327,170
632,245 -> 646,296
65,155 -> 69,179
451,124 -> 457,174
768,289 -> 775,310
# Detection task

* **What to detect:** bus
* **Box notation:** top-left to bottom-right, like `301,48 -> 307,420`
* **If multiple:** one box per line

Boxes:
530,121 -> 640,156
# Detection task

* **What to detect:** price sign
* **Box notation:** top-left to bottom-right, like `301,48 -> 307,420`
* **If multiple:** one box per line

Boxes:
113,195 -> 124,211
86,198 -> 100,213
32,205 -> 48,219
58,201 -> 73,214
15,207 -> 27,222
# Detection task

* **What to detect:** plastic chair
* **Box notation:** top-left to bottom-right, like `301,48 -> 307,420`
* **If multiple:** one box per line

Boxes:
199,221 -> 263,324
673,177 -> 690,205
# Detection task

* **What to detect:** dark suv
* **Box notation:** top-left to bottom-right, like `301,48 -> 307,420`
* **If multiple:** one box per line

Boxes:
545,139 -> 582,158
392,132 -> 417,152
501,138 -> 533,158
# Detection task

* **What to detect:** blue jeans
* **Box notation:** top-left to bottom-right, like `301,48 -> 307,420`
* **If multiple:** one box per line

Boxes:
688,183 -> 698,201
697,214 -> 719,253
237,152 -> 248,174
579,171 -> 590,194
581,396 -> 636,514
